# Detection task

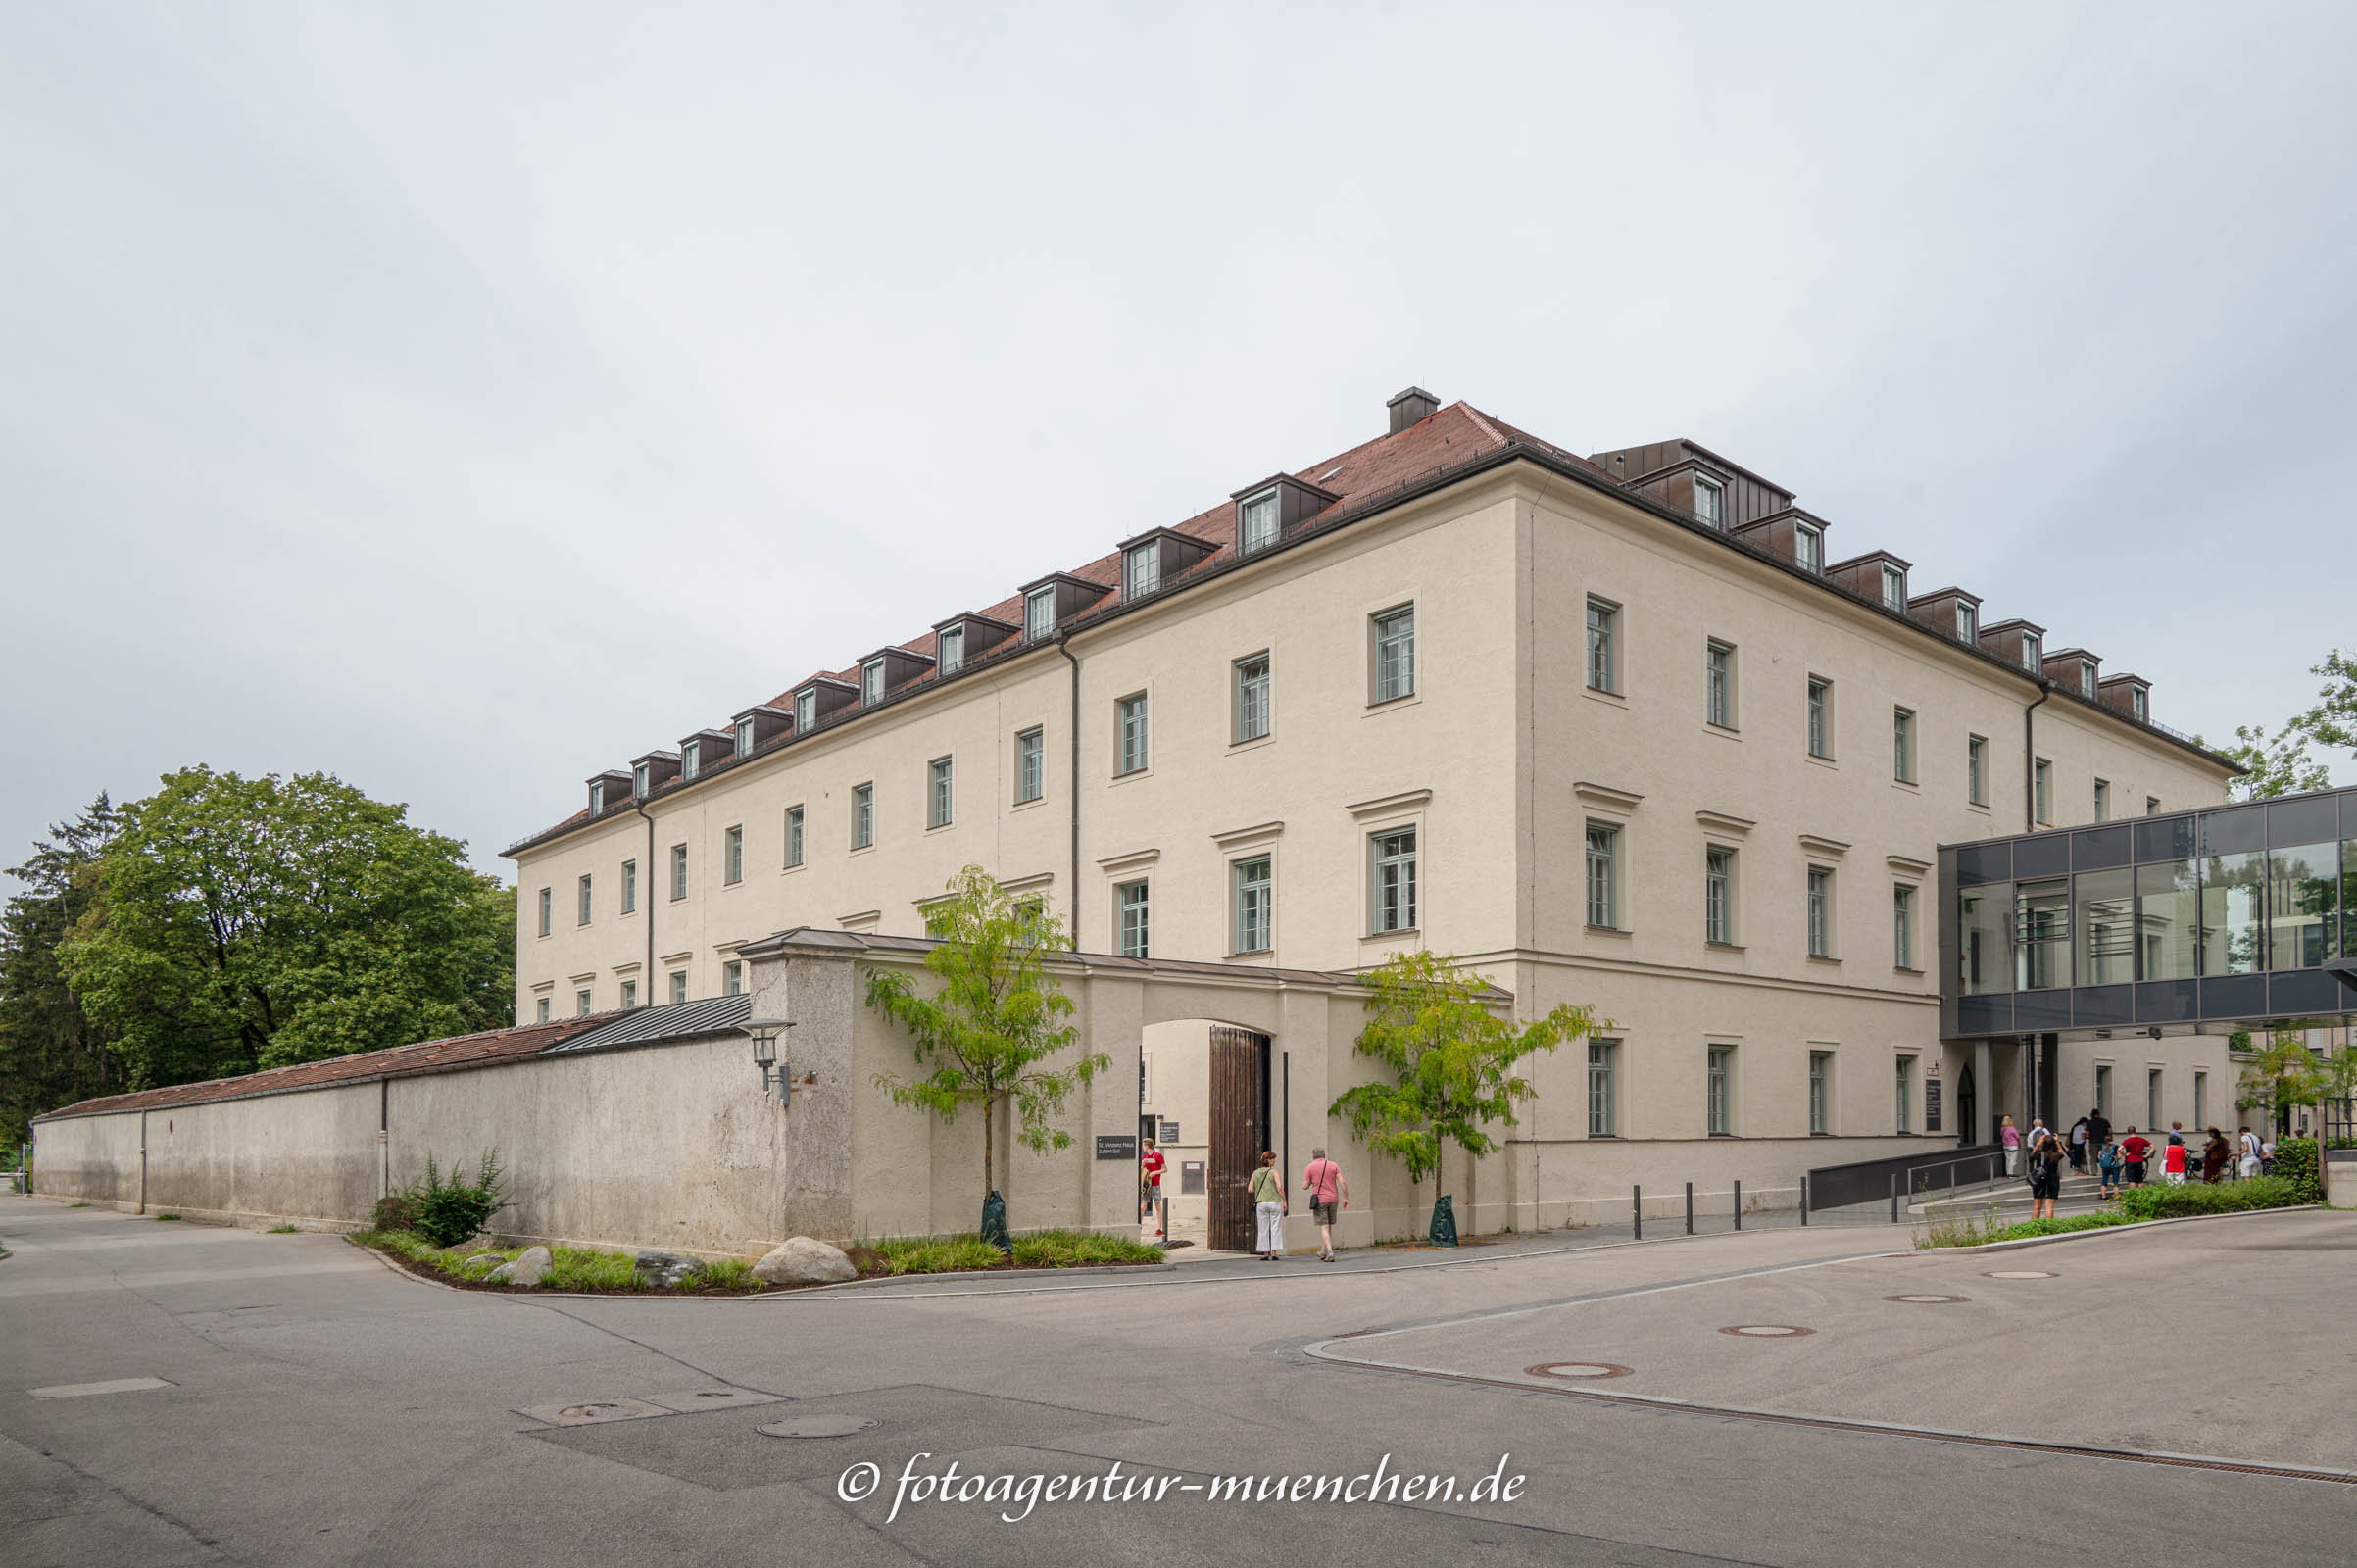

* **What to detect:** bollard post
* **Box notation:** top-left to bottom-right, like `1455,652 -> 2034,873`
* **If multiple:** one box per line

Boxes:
1685,1182 -> 1694,1236
1890,1173 -> 1899,1223
1633,1184 -> 1642,1241
1800,1174 -> 1809,1226
1734,1178 -> 1743,1231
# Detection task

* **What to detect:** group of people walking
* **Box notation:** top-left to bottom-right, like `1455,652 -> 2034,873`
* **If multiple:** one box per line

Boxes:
1249,1147 -> 1350,1261
2001,1111 -> 2272,1216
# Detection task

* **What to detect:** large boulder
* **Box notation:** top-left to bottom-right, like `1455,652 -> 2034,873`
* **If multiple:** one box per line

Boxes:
634,1250 -> 697,1290
488,1246 -> 553,1286
753,1237 -> 858,1287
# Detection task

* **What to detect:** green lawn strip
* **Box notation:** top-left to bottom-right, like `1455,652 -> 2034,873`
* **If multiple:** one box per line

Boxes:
1919,1175 -> 2317,1249
871,1227 -> 1161,1275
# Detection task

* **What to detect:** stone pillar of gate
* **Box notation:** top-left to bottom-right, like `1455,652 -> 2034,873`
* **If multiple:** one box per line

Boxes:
744,940 -> 857,1241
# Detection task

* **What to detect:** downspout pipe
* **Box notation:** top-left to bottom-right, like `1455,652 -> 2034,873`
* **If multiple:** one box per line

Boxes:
1054,634 -> 1082,950
632,797 -> 656,988
2024,679 -> 2051,833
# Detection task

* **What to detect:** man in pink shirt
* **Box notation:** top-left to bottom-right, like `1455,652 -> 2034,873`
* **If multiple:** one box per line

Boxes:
1301,1148 -> 1349,1262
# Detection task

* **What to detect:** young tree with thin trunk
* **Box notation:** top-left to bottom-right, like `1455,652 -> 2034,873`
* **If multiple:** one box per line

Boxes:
864,866 -> 1108,1234
1330,948 -> 1601,1242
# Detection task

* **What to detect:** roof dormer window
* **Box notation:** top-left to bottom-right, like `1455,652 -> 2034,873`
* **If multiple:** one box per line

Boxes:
2022,632 -> 2042,671
862,659 -> 885,705
590,780 -> 605,814
1025,585 -> 1056,641
2079,659 -> 2096,697
680,745 -> 699,782
1239,488 -> 1278,554
1794,522 -> 1823,575
1693,472 -> 1724,530
1956,602 -> 1977,642
734,716 -> 754,759
938,625 -> 964,674
633,761 -> 651,799
1880,564 -> 1903,609
1123,541 -> 1160,600
2132,686 -> 2147,721
795,689 -> 815,730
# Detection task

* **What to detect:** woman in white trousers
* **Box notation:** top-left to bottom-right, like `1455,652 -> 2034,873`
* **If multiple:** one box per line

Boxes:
1250,1151 -> 1287,1260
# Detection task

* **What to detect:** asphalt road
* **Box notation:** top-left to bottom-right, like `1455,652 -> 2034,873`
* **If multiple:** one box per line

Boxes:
5,1193 -> 2351,1567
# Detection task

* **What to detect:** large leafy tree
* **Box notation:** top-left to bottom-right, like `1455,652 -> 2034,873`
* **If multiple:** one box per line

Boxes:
0,795 -> 123,1146
60,768 -> 514,1085
2212,649 -> 2357,802
1331,948 -> 1600,1239
865,865 -> 1109,1221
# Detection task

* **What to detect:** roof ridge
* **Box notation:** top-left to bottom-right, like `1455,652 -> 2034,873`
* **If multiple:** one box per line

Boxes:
1454,401 -> 1508,449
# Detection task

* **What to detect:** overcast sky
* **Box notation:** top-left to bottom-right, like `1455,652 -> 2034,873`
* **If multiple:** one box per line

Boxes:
5,2 -> 2353,889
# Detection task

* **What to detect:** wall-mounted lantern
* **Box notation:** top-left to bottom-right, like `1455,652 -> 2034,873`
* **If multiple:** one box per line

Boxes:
741,1016 -> 797,1104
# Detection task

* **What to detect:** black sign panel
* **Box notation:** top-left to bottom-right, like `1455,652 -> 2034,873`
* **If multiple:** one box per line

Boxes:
1180,1160 -> 1206,1194
1925,1076 -> 1943,1133
1095,1134 -> 1139,1161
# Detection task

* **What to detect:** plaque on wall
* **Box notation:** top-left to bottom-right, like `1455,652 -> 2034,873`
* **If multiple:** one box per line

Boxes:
1096,1134 -> 1139,1161
1158,1120 -> 1180,1144
1180,1159 -> 1206,1194
1925,1077 -> 1943,1133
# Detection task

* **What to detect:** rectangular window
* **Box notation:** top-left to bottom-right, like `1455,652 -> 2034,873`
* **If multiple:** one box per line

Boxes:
1233,652 -> 1271,743
1956,602 -> 1977,642
2148,1068 -> 2163,1130
1704,847 -> 1734,944
2135,861 -> 2195,981
851,784 -> 873,850
1232,856 -> 1273,954
785,807 -> 804,868
1880,564 -> 1903,609
1372,605 -> 1416,703
1015,727 -> 1045,803
669,843 -> 688,901
633,761 -> 651,799
680,746 -> 699,782
1025,586 -> 1056,641
1808,1052 -> 1831,1135
1891,707 -> 1914,782
1586,599 -> 1618,693
1117,880 -> 1150,959
1116,694 -> 1150,775
536,887 -> 551,938
937,625 -> 964,674
2093,779 -> 2110,822
2194,1070 -> 2208,1129
1704,640 -> 1734,729
724,825 -> 743,884
1372,828 -> 1418,934
1794,522 -> 1822,574
735,716 -> 754,758
621,859 -> 637,914
1123,542 -> 1159,600
1585,822 -> 1619,928
2022,632 -> 2042,671
1967,735 -> 1988,806
722,959 -> 742,997
1893,884 -> 1915,968
861,660 -> 884,705
576,989 -> 591,1017
1895,1056 -> 1914,1134
928,757 -> 954,828
577,874 -> 592,926
1693,473 -> 1723,529
668,971 -> 687,1005
2146,795 -> 2161,816
2132,687 -> 2148,722
2035,759 -> 2052,824
2200,848 -> 2266,976
1707,1045 -> 1733,1136
591,780 -> 606,814
2268,841 -> 2337,970
1588,1040 -> 1619,1137
2095,1063 -> 2112,1121
620,979 -> 637,1010
2079,659 -> 2097,698
536,996 -> 551,1023
1239,487 -> 1278,554
2017,877 -> 2068,989
1806,866 -> 1833,957
1806,677 -> 1831,759
795,690 -> 815,730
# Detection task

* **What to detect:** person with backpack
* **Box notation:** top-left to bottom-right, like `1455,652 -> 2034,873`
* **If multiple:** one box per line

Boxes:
1250,1150 -> 1287,1261
2237,1126 -> 2263,1181
2028,1131 -> 2066,1220
1301,1147 -> 1348,1262
2095,1135 -> 2124,1200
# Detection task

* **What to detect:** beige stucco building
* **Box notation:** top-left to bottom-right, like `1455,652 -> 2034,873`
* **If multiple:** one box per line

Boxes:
505,388 -> 2241,1234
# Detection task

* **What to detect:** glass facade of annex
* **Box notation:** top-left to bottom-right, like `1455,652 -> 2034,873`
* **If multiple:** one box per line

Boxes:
1940,784 -> 2357,1039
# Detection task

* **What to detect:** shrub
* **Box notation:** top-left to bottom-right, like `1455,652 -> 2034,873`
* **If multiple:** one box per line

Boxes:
2272,1138 -> 2323,1202
371,1194 -> 421,1235
406,1151 -> 509,1248
154,1212 -> 180,1221
2115,1175 -> 2305,1221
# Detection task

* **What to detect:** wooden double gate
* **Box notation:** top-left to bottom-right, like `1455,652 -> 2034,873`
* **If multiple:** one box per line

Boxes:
1205,1025 -> 1272,1253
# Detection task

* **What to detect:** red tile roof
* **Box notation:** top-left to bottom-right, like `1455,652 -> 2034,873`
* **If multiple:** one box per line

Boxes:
33,1016 -> 606,1121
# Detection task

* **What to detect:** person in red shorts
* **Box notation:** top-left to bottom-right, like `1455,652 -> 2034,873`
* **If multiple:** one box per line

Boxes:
2119,1126 -> 2152,1188
1140,1138 -> 1166,1237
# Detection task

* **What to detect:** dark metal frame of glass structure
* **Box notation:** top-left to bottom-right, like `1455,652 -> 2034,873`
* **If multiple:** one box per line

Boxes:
1940,784 -> 2357,1040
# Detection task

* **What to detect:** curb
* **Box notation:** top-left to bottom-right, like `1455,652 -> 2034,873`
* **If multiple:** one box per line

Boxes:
348,1240 -> 1177,1301
1933,1202 -> 2322,1254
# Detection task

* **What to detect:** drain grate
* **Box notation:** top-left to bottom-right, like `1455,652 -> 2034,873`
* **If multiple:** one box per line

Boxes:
641,1388 -> 783,1414
517,1397 -> 671,1428
759,1414 -> 878,1439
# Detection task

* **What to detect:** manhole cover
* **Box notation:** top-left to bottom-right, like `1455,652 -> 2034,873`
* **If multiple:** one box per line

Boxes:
1719,1325 -> 1813,1338
517,1397 -> 671,1428
1984,1269 -> 2058,1280
759,1414 -> 878,1439
1525,1361 -> 1632,1380
1885,1293 -> 1972,1304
